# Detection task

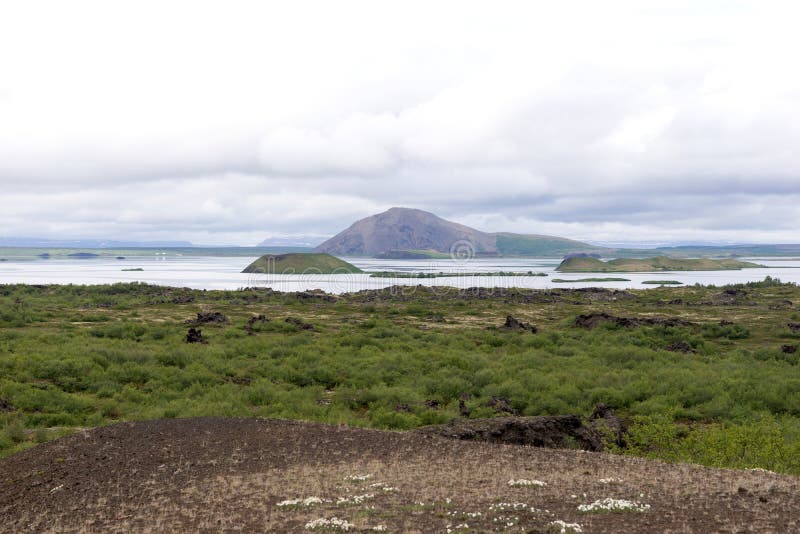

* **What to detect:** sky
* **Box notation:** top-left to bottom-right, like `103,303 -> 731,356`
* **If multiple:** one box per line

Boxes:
1,0 -> 799,246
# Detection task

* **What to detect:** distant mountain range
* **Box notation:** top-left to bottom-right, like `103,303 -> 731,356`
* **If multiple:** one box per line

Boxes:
0,237 -> 194,248
312,207 -> 800,258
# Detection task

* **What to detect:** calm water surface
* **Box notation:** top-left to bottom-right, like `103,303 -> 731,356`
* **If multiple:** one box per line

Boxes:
0,256 -> 798,293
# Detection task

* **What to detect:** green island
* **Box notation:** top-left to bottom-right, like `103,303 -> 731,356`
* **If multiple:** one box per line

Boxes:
121,268 -> 144,272
242,253 -> 362,274
557,255 -> 764,272
369,271 -> 548,278
551,277 -> 631,283
1,277 -> 799,476
643,280 -> 683,285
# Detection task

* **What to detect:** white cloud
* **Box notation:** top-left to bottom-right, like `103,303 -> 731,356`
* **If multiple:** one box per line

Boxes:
0,1 -> 799,244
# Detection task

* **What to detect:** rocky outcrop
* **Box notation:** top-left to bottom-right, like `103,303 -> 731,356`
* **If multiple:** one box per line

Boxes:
185,328 -> 205,343
575,312 -> 693,329
418,415 -> 603,451
501,315 -> 538,333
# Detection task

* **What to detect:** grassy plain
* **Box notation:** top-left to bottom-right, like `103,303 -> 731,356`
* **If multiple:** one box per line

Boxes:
1,279 -> 799,474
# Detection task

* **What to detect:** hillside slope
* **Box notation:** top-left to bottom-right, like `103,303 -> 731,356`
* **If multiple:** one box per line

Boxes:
1,417 -> 797,533
314,207 -> 607,257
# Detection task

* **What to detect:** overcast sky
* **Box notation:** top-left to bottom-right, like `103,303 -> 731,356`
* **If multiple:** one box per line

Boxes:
2,1 -> 799,245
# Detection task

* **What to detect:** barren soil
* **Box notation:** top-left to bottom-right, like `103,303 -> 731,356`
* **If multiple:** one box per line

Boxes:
1,417 -> 798,533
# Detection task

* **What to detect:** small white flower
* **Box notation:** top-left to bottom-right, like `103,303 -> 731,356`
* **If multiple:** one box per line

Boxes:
548,519 -> 583,533
277,496 -> 330,507
368,482 -> 398,492
372,526 -> 387,532
337,493 -> 375,505
305,517 -> 355,531
508,478 -> 547,487
598,477 -> 623,484
489,502 -> 528,511
577,498 -> 650,513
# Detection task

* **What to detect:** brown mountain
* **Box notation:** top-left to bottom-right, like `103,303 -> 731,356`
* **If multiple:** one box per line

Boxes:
314,207 -> 607,257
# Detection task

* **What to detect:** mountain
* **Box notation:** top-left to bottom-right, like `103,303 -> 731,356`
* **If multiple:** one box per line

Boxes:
314,207 -> 608,257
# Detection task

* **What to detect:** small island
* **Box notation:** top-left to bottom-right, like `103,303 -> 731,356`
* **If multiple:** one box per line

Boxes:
556,255 -> 764,273
242,253 -> 362,275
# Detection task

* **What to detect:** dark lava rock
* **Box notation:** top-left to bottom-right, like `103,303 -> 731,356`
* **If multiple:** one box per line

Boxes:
788,323 -> 800,333
589,402 -> 627,448
419,415 -> 603,451
285,317 -> 315,331
502,315 -> 538,333
394,403 -> 411,413
458,399 -> 471,418
723,288 -> 747,296
171,295 -> 195,304
245,314 -> 269,335
424,399 -> 441,410
665,341 -> 695,353
186,328 -> 205,344
186,312 -> 228,325
0,398 -> 14,412
575,312 -> 693,329
293,290 -> 337,303
719,320 -> 735,326
782,345 -> 798,354
486,396 -> 518,415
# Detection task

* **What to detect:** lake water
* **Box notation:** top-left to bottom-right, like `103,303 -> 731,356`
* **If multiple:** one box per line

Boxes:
0,255 -> 798,293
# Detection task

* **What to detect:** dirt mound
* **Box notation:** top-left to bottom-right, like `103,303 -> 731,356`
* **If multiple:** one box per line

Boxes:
1,418 -> 798,533
575,312 -> 693,329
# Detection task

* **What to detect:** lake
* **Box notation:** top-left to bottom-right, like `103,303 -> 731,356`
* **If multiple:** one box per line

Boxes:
1,255 -> 798,293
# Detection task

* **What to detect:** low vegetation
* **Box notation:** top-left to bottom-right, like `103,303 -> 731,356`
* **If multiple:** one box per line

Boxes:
557,256 -> 764,272
1,279 -> 799,475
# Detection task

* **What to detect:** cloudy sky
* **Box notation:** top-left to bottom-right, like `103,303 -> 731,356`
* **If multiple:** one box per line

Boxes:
2,1 -> 799,246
